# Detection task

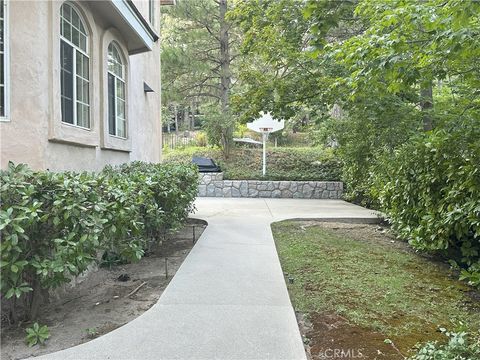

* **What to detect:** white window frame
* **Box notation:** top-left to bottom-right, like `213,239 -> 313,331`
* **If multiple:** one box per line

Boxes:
60,2 -> 90,129
107,42 -> 127,139
0,0 -> 9,121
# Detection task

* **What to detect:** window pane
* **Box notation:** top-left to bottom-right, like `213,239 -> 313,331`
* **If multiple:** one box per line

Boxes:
72,28 -> 79,48
118,118 -> 126,138
75,52 -> 89,80
82,54 -> 89,79
116,99 -> 125,120
80,34 -> 87,53
76,76 -> 83,103
62,97 -> 73,124
61,42 -> 73,72
1,2 -> 4,53
0,86 -> 4,117
71,8 -> 80,30
108,43 -> 123,78
75,52 -> 82,78
117,63 -> 123,78
82,79 -> 89,104
79,21 -> 86,37
116,80 -> 125,100
64,22 -> 71,42
62,4 -> 71,22
76,103 -> 89,128
108,73 -> 116,135
61,41 -> 74,124
0,52 -> 3,85
76,103 -> 83,127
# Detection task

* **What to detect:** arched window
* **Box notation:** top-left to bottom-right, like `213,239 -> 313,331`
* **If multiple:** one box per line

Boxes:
107,42 -> 126,138
60,2 -> 90,128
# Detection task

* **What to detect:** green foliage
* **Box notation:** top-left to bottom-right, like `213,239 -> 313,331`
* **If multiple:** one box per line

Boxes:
409,330 -> 480,360
194,132 -> 208,147
306,0 -> 480,205
316,96 -> 421,206
372,118 -> 480,286
201,106 -> 236,157
230,0 -> 327,123
0,162 -> 198,321
161,0 -> 239,156
85,327 -> 99,339
25,323 -> 50,347
164,146 -> 342,181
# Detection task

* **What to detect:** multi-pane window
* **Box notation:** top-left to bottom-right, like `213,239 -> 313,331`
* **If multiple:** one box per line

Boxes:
60,2 -> 90,128
107,43 -> 126,138
0,0 -> 7,118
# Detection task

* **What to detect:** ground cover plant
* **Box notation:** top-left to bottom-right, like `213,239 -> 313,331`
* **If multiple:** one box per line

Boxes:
0,161 -> 198,327
272,221 -> 480,358
163,146 -> 342,181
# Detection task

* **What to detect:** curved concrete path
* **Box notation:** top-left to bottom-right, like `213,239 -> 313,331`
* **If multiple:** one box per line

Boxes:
33,198 -> 378,360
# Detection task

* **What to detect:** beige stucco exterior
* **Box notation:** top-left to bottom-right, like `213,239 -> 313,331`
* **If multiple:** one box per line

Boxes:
0,0 -> 163,171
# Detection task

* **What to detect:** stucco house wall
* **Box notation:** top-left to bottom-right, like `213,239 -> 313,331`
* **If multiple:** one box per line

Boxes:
0,0 -> 163,171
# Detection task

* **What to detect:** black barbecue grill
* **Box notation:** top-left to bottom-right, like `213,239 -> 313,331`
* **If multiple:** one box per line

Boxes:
192,157 -> 221,173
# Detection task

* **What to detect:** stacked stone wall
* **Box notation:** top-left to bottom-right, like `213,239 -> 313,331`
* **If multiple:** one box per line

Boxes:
198,173 -> 343,199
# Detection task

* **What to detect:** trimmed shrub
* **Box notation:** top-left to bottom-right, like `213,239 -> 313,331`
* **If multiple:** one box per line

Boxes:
163,146 -> 342,181
372,119 -> 480,286
0,161 -> 198,321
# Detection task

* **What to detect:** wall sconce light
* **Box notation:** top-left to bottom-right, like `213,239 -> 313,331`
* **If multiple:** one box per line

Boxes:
144,82 -> 155,93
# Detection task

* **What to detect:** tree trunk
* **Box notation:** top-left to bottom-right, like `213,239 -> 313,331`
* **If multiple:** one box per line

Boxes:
420,82 -> 433,131
190,102 -> 195,130
167,107 -> 171,133
29,278 -> 44,320
174,104 -> 178,135
219,0 -> 230,114
219,0 -> 232,158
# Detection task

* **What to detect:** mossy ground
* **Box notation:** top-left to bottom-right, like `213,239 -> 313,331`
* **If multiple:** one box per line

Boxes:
272,221 -> 480,356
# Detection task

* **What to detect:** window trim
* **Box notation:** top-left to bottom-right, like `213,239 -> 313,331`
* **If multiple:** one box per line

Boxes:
60,1 -> 91,130
0,0 -> 9,121
107,42 -> 127,139
99,28 -> 131,152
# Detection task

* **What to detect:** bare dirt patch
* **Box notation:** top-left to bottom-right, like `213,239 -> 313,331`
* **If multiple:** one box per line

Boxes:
299,312 -> 404,360
1,220 -> 206,360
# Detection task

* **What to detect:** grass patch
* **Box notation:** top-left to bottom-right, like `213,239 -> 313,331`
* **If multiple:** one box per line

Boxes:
272,221 -> 480,353
163,146 -> 342,181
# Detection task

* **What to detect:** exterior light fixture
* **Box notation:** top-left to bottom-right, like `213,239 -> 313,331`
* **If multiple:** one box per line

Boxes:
144,82 -> 154,93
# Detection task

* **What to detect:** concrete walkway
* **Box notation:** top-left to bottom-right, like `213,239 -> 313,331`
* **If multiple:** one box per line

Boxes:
34,199 -> 378,360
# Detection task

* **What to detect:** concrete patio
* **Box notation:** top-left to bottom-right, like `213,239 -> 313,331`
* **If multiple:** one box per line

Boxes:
33,198 -> 378,360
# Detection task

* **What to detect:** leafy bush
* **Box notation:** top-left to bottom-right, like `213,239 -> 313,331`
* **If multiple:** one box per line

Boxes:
409,330 -> 480,360
194,132 -> 208,147
0,161 -> 198,321
25,322 -> 50,347
372,118 -> 480,286
164,146 -> 342,181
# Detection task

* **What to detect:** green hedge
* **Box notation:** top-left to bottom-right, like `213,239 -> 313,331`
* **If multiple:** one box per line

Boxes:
0,161 -> 198,321
372,119 -> 480,286
163,146 -> 342,181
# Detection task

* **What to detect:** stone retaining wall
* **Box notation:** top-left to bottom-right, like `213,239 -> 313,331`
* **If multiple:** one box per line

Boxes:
198,173 -> 343,199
